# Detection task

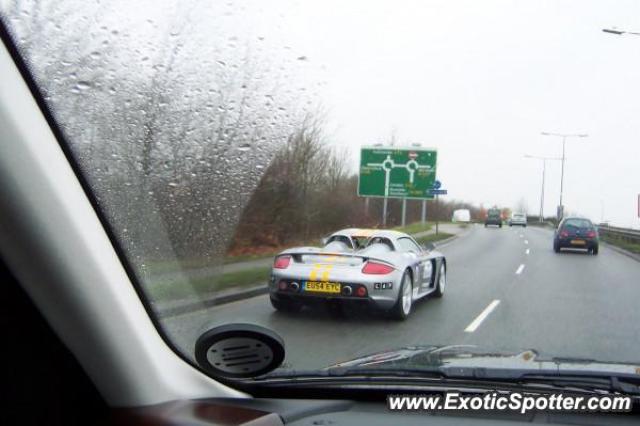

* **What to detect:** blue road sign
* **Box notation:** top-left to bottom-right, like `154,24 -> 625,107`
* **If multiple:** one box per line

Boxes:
432,180 -> 442,190
427,189 -> 448,195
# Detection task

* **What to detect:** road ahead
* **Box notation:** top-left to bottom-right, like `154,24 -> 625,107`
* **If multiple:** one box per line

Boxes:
163,225 -> 640,371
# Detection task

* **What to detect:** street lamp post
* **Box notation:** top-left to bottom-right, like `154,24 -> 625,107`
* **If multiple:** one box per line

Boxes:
524,155 -> 562,222
540,132 -> 588,219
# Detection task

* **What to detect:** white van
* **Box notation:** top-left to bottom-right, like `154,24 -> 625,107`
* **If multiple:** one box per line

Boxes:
452,209 -> 471,223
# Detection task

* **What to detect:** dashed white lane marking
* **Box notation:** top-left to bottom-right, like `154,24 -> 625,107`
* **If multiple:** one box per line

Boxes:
515,264 -> 526,275
526,248 -> 530,255
519,234 -> 524,238
524,240 -> 529,245
465,300 -> 501,333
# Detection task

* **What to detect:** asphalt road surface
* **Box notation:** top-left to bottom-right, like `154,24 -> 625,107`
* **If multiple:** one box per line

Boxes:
163,224 -> 640,371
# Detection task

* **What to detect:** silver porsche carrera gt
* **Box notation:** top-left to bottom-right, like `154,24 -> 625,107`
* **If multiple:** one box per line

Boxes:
269,228 -> 447,319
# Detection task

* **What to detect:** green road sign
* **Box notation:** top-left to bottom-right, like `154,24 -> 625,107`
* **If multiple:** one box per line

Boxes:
358,146 -> 438,199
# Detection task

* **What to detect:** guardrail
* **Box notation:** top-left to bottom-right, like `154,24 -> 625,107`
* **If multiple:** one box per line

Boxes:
597,224 -> 640,244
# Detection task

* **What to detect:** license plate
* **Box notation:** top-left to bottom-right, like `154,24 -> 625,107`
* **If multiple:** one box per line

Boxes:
571,239 -> 586,246
304,281 -> 341,293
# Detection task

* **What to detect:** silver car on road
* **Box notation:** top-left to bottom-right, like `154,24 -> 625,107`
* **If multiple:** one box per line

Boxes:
269,229 -> 447,320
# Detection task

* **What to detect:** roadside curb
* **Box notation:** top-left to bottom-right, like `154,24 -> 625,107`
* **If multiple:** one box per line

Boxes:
601,242 -> 640,263
433,234 -> 458,247
156,285 -> 268,319
435,224 -> 475,248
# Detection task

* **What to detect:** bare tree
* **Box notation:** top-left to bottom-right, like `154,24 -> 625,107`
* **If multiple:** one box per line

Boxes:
326,146 -> 349,192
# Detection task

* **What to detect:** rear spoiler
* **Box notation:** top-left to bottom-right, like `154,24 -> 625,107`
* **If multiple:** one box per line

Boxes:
278,251 -> 394,267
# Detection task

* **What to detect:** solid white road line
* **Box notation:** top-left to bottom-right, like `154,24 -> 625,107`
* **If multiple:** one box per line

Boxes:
515,264 -> 525,275
525,248 -> 530,255
465,300 -> 501,333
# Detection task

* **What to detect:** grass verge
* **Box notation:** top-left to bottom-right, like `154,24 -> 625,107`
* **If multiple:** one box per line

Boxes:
394,221 -> 434,234
145,254 -> 276,275
415,232 -> 454,245
147,266 -> 271,302
601,236 -> 640,254
223,252 -> 277,264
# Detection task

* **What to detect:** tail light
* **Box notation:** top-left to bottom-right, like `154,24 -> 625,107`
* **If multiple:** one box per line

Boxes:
273,255 -> 291,269
560,230 -> 569,238
586,230 -> 597,238
362,261 -> 394,275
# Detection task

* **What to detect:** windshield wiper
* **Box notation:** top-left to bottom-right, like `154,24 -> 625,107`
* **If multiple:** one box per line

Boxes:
431,365 -> 640,395
257,366 -> 640,396
262,366 -> 446,380
515,374 -> 640,395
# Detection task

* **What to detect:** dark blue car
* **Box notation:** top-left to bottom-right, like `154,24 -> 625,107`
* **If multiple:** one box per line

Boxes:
553,217 -> 599,255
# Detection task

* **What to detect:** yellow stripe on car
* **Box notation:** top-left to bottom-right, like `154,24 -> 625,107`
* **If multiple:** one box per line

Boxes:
309,263 -> 323,281
352,229 -> 375,237
321,264 -> 334,281
309,256 -> 337,281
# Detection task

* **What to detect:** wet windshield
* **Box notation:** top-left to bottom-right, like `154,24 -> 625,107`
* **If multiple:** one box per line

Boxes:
2,0 -> 640,380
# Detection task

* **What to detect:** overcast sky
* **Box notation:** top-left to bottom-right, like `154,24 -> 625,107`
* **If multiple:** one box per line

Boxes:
272,0 -> 640,227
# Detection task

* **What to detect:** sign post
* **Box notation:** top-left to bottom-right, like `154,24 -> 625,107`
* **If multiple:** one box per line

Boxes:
382,198 -> 388,226
426,183 -> 447,235
359,147 -> 437,227
436,194 -> 439,235
401,198 -> 407,227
